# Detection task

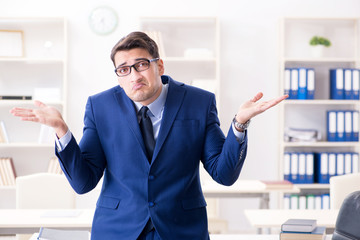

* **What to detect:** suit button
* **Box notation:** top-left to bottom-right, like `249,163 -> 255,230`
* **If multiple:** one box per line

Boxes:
149,175 -> 155,180
149,202 -> 155,207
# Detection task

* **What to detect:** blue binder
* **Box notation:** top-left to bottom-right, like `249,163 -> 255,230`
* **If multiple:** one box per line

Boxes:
352,69 -> 360,100
328,153 -> 336,180
291,68 -> 299,99
290,152 -> 299,183
298,152 -> 306,183
307,68 -> 315,99
305,153 -> 314,183
284,152 -> 291,181
298,68 -> 307,99
344,110 -> 353,141
315,152 -> 329,184
352,153 -> 359,173
336,111 -> 345,142
327,111 -> 337,142
336,153 -> 345,176
352,111 -> 359,141
284,68 -> 291,98
344,68 -> 353,99
330,68 -> 344,99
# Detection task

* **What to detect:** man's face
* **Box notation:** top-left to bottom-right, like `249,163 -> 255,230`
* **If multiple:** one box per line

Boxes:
114,48 -> 164,106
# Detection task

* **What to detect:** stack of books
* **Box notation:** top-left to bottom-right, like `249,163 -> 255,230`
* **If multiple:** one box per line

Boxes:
280,219 -> 326,240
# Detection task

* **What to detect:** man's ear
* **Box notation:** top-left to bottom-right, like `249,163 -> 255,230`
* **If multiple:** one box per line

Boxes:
157,59 -> 164,75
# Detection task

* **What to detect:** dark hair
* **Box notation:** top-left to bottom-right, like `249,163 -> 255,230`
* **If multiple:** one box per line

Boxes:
110,31 -> 159,67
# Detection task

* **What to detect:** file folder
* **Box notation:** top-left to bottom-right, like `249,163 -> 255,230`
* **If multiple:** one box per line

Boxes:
330,68 -> 344,99
328,153 -> 336,180
290,153 -> 299,183
352,69 -> 360,100
307,68 -> 315,99
298,153 -> 306,183
327,111 -> 337,141
315,153 -> 328,183
291,68 -> 299,99
344,110 -> 352,141
305,153 -> 314,183
284,152 -> 291,181
352,111 -> 359,141
336,111 -> 345,141
352,153 -> 359,173
336,153 -> 345,176
298,68 -> 307,99
344,68 -> 352,99
344,153 -> 352,174
284,68 -> 291,98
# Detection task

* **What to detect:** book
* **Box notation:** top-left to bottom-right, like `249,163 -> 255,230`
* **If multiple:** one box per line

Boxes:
261,180 -> 293,190
281,219 -> 317,233
0,121 -> 9,143
37,227 -> 90,240
0,158 -> 16,186
280,226 -> 326,240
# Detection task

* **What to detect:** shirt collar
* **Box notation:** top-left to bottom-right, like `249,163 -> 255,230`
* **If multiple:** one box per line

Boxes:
134,83 -> 168,119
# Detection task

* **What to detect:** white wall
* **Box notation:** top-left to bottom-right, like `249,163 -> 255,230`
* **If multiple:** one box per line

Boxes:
1,0 -> 360,233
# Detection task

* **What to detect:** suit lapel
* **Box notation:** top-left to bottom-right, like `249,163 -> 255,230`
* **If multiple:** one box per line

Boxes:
114,89 -> 147,156
152,79 -> 185,162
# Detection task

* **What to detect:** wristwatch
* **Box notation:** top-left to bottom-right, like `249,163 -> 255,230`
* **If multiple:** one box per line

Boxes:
233,115 -> 251,131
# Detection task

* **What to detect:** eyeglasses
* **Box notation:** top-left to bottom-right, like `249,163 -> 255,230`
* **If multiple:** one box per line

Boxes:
114,58 -> 159,77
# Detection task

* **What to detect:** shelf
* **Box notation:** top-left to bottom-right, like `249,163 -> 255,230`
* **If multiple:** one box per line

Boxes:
163,57 -> 217,62
283,57 -> 357,63
284,100 -> 360,105
0,58 -> 64,63
283,141 -> 359,147
0,143 -> 53,148
295,184 -> 329,189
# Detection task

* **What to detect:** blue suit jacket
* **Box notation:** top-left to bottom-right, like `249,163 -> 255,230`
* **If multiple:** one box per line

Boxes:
56,75 -> 248,239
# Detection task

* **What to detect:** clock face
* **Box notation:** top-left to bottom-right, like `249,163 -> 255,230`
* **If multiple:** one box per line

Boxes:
89,6 -> 118,35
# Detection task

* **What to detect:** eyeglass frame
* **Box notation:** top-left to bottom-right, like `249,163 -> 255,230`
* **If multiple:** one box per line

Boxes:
114,58 -> 160,77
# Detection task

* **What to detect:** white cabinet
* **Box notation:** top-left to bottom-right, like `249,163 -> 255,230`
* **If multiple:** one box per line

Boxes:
0,17 -> 67,207
279,17 -> 360,209
139,17 -> 220,105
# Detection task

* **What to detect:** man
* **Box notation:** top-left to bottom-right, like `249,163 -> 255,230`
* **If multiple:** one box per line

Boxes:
11,31 -> 287,239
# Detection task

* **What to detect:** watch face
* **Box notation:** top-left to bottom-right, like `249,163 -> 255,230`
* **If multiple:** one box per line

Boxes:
89,6 -> 118,35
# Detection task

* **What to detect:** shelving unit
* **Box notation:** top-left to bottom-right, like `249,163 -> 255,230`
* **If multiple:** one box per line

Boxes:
0,17 -> 67,208
279,17 -> 360,208
139,17 -> 220,106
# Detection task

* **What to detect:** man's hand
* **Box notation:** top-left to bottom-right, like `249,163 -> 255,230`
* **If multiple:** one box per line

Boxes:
10,100 -> 69,138
235,92 -> 288,124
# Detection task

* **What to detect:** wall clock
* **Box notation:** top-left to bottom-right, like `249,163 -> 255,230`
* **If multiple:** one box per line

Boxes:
89,6 -> 118,35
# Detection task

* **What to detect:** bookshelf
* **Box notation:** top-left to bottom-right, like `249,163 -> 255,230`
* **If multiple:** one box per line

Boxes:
0,17 -> 67,208
139,17 -> 220,106
279,17 -> 360,209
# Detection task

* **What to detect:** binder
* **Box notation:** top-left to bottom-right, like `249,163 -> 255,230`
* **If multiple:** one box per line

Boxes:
284,194 -> 291,209
298,68 -> 307,99
328,153 -> 336,181
298,153 -> 306,183
307,195 -> 315,210
327,111 -> 337,141
284,152 -> 291,181
344,68 -> 353,99
344,110 -> 352,141
299,195 -> 307,209
352,153 -> 359,173
284,68 -> 291,98
307,68 -> 315,99
290,68 -> 299,99
336,111 -> 345,142
290,152 -> 299,183
305,153 -> 314,183
314,195 -> 322,210
322,194 -> 330,209
352,111 -> 359,141
344,153 -> 352,174
352,69 -> 360,100
315,153 -> 328,183
290,195 -> 299,210
330,68 -> 344,99
336,153 -> 345,176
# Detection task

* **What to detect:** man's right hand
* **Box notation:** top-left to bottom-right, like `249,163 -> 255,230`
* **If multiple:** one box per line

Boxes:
10,100 -> 69,138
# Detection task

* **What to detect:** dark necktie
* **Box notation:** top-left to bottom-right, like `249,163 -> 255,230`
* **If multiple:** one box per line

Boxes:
139,106 -> 155,163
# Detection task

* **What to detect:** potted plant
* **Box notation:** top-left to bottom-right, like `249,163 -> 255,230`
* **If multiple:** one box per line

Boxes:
309,36 -> 331,57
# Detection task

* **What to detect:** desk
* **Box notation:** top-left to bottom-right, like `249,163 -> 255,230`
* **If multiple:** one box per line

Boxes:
244,209 -> 339,229
202,180 -> 299,209
0,209 -> 94,235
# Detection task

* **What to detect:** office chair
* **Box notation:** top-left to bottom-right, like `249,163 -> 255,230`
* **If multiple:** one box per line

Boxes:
329,173 -> 360,209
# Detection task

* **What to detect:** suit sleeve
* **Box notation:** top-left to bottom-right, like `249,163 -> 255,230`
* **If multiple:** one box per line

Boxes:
201,94 -> 248,186
56,97 -> 106,194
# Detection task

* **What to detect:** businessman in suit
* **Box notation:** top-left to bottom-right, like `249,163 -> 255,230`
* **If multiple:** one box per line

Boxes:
11,31 -> 287,239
